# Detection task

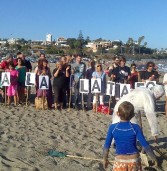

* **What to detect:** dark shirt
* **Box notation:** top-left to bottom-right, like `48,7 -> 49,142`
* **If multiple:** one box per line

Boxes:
140,70 -> 159,81
53,69 -> 66,88
112,66 -> 131,83
23,59 -> 32,71
85,67 -> 95,80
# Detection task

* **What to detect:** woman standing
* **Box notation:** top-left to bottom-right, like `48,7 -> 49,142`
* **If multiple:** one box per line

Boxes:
15,58 -> 26,104
53,61 -> 70,110
92,63 -> 106,112
34,59 -> 53,109
129,63 -> 139,89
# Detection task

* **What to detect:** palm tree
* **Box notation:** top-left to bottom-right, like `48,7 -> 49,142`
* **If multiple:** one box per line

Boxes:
138,36 -> 145,54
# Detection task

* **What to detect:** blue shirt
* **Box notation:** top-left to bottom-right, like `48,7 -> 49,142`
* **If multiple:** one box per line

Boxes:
104,122 -> 149,155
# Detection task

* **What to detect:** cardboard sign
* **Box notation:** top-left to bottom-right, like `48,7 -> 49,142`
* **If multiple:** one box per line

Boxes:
120,84 -> 131,97
25,72 -> 36,86
39,75 -> 49,90
79,79 -> 89,93
135,82 -> 145,89
91,78 -> 101,93
145,81 -> 156,89
106,81 -> 115,96
1,72 -> 10,86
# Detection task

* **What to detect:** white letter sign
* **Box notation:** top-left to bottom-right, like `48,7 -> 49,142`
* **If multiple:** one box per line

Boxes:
25,72 -> 36,86
106,81 -> 115,96
91,78 -> 101,93
79,79 -> 89,93
39,75 -> 49,90
1,72 -> 10,86
120,84 -> 131,97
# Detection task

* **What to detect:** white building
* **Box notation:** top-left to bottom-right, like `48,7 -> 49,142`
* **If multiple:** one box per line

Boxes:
46,34 -> 52,43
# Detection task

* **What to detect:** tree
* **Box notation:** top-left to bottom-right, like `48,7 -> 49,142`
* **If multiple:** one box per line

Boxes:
66,38 -> 77,49
138,36 -> 145,54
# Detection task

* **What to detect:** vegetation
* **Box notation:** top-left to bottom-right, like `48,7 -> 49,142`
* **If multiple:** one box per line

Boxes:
0,34 -> 167,60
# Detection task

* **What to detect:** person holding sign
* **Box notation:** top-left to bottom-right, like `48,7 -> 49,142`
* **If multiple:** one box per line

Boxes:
141,62 -> 159,83
53,61 -> 70,110
6,62 -> 19,106
92,63 -> 106,112
34,59 -> 53,108
71,55 -> 86,110
112,85 -> 165,142
85,60 -> 95,110
103,101 -> 157,170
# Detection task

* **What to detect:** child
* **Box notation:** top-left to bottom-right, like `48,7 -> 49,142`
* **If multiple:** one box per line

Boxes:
103,101 -> 157,170
7,62 -> 18,106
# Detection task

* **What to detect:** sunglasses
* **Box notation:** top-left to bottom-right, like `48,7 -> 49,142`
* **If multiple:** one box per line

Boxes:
149,65 -> 153,67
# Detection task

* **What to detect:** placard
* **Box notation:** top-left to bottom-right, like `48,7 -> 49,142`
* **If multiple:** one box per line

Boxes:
1,72 -> 10,86
39,75 -> 49,90
106,81 -> 115,96
91,78 -> 101,93
25,72 -> 36,86
79,79 -> 89,93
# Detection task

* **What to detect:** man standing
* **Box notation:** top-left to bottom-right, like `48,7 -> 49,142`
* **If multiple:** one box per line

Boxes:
17,52 -> 32,72
112,85 -> 165,141
85,60 -> 95,110
110,56 -> 131,101
71,55 -> 86,110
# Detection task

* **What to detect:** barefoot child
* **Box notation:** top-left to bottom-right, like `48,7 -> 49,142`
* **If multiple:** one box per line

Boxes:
103,101 -> 157,170
7,62 -> 18,106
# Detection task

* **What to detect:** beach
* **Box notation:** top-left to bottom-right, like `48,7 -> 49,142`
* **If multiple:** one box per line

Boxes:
0,98 -> 166,171
0,63 -> 166,171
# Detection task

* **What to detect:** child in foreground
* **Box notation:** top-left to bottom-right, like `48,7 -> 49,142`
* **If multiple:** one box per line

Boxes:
103,101 -> 157,170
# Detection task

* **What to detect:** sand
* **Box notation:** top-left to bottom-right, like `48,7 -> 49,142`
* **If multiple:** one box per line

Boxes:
0,98 -> 166,171
0,63 -> 166,171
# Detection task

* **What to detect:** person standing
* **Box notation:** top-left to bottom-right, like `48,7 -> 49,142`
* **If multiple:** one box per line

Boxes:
129,63 -> 139,89
85,60 -> 95,110
52,61 -> 70,110
71,55 -> 86,110
6,62 -> 19,106
103,101 -> 158,170
163,73 -> 167,118
34,59 -> 53,109
141,61 -> 159,83
92,63 -> 106,112
60,56 -> 71,108
110,56 -> 131,102
15,58 -> 26,104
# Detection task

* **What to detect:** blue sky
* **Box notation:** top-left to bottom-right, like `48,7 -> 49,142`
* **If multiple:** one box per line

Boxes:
0,0 -> 167,49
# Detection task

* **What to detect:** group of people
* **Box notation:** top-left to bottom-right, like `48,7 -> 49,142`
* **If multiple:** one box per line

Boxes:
0,52 -> 32,106
0,53 -> 164,111
0,52 -> 166,170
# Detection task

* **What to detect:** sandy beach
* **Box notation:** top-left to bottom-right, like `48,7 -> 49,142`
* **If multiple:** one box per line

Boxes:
0,63 -> 166,171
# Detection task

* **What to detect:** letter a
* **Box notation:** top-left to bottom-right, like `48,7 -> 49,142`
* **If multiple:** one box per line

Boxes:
40,77 -> 48,89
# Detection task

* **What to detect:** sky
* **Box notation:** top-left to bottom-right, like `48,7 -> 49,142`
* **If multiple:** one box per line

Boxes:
0,0 -> 167,49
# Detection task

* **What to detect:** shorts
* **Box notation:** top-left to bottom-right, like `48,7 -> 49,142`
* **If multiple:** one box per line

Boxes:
113,157 -> 142,171
7,85 -> 17,96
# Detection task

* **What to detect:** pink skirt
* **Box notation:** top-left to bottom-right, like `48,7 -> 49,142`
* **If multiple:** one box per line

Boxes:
7,85 -> 17,96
